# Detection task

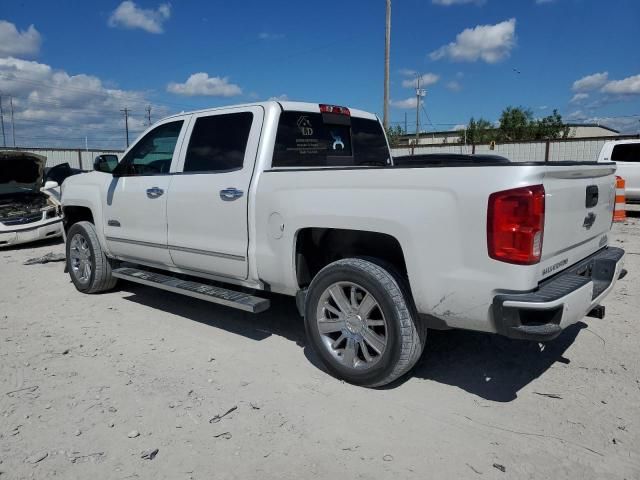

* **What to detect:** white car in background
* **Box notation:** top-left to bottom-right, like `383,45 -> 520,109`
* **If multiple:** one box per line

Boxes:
0,151 -> 64,248
598,139 -> 640,201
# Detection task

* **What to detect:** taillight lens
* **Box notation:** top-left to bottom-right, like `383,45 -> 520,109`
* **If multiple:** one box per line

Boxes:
487,185 -> 545,265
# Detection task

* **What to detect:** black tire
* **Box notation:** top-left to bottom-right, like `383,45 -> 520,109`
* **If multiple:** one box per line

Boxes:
304,258 -> 427,387
66,221 -> 117,293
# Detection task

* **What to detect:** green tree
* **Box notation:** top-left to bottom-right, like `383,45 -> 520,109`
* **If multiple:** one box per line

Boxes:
498,106 -> 534,141
532,109 -> 571,140
385,125 -> 405,147
460,117 -> 495,144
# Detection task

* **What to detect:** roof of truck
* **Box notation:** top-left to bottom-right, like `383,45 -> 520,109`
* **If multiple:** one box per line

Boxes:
163,100 -> 379,122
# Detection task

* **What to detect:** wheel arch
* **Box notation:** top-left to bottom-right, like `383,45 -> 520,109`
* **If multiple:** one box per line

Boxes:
293,227 -> 409,289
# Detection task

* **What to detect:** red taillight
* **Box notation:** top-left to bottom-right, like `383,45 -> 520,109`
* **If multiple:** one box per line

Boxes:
487,185 -> 545,265
319,104 -> 350,116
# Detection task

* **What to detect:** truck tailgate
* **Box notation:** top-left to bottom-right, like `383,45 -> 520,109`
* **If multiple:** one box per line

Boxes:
538,163 -> 617,281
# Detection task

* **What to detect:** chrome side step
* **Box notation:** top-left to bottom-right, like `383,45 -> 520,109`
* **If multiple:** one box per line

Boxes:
112,267 -> 270,313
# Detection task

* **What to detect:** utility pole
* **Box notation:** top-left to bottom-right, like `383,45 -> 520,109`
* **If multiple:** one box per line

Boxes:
146,105 -> 152,126
0,93 -> 5,147
383,0 -> 391,131
415,77 -> 426,146
415,75 -> 420,146
404,112 -> 407,134
10,96 -> 15,147
121,107 -> 130,147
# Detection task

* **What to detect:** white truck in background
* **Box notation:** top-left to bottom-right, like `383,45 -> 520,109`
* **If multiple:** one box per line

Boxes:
598,139 -> 640,201
60,101 -> 625,387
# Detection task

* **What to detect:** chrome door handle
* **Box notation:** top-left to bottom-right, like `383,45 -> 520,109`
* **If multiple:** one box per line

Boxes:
220,188 -> 244,201
146,187 -> 164,199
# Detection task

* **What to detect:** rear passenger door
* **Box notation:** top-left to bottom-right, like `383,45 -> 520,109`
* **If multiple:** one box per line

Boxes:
167,106 -> 263,280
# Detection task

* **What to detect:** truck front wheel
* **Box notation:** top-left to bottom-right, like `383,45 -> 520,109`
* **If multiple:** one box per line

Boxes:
304,258 -> 426,387
66,221 -> 117,294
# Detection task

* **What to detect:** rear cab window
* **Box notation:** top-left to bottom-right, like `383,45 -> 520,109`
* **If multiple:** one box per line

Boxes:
611,143 -> 640,163
273,110 -> 390,168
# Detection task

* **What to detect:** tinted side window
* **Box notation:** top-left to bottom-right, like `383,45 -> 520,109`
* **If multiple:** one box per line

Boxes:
183,112 -> 253,173
611,143 -> 640,162
119,121 -> 183,175
351,117 -> 391,166
273,112 -> 389,167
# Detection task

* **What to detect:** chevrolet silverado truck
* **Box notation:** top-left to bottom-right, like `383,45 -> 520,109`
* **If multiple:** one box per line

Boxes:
61,101 -> 626,387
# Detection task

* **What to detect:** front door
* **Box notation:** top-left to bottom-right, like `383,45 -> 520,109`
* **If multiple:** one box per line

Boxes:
167,106 -> 263,279
104,118 -> 189,266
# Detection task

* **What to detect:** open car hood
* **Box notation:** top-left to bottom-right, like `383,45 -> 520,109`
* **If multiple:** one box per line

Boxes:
0,151 -> 47,195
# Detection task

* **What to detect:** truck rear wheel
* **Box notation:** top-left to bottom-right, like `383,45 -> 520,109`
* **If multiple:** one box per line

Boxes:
66,221 -> 117,294
304,258 -> 426,387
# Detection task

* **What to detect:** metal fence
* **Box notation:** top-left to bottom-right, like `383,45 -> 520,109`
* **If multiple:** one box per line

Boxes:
391,135 -> 640,162
3,135 -> 639,169
0,146 -> 124,170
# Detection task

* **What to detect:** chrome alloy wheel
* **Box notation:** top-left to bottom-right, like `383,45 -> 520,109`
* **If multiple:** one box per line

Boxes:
315,281 -> 388,370
69,233 -> 92,284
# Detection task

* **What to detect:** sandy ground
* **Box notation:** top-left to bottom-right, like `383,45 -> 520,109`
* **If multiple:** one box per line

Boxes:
1,217 -> 639,480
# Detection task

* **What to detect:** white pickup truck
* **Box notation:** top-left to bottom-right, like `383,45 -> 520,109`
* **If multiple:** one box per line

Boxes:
61,101 -> 625,387
598,139 -> 640,201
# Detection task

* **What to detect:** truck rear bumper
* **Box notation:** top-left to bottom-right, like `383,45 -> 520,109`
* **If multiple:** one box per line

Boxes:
492,247 -> 625,341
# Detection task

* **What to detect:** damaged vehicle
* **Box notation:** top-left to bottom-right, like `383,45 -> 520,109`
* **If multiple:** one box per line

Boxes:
0,151 -> 64,247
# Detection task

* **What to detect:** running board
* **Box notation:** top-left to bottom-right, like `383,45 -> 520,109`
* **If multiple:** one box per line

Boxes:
112,267 -> 270,313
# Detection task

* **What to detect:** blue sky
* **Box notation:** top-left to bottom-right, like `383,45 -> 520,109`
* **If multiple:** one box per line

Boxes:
0,0 -> 639,148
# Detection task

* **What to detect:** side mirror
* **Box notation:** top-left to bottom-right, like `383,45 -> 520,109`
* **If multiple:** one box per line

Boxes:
94,155 -> 119,173
43,180 -> 59,189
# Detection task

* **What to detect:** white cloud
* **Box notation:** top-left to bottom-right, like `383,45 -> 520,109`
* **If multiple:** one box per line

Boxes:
108,1 -> 171,34
601,74 -> 640,95
432,0 -> 486,5
390,97 -> 420,109
566,110 -> 584,121
401,73 -> 439,88
268,94 -> 289,101
398,68 -> 417,76
570,92 -> 589,103
258,32 -> 284,40
0,20 -> 41,58
567,114 -> 639,134
572,72 -> 608,92
445,80 -> 462,92
0,56 -> 164,148
430,18 -> 516,63
167,73 -> 242,97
